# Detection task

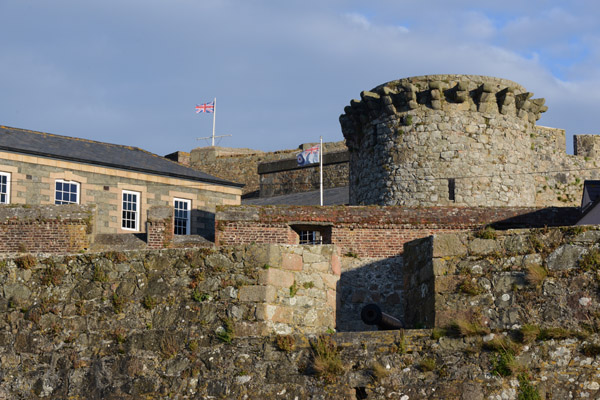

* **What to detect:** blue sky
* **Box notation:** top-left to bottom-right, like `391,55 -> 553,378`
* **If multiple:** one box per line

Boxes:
1,0 -> 599,155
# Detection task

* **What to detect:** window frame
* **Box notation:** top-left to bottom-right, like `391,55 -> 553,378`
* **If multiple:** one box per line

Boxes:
0,172 -> 10,204
55,179 -> 80,205
121,190 -> 141,231
173,198 -> 191,235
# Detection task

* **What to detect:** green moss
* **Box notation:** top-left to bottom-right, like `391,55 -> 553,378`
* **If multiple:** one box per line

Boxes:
216,318 -> 235,344
580,248 -> 600,271
112,293 -> 126,314
142,295 -> 156,310
474,226 -> 497,240
302,281 -> 315,289
417,357 -> 436,372
289,281 -> 298,297
458,279 -> 482,296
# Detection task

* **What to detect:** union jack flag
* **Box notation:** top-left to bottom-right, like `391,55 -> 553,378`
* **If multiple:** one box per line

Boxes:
195,102 -> 214,113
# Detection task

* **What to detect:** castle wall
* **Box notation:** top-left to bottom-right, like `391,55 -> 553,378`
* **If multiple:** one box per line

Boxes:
258,151 -> 349,198
189,142 -> 348,197
404,226 -> 600,330
341,74 -> 600,208
215,204 -> 579,258
0,246 -> 598,398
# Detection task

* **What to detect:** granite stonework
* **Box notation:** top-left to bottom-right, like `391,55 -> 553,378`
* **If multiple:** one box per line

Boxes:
341,74 -> 600,207
258,151 -> 349,198
189,142 -> 348,197
0,246 -> 599,399
404,226 -> 600,331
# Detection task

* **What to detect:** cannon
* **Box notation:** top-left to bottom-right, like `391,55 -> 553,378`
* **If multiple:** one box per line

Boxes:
360,304 -> 403,330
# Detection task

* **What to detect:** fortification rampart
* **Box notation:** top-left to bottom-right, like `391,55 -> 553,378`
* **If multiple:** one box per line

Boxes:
215,204 -> 579,258
340,74 -> 600,207
258,150 -> 349,197
0,236 -> 599,398
404,226 -> 600,330
188,142 -> 348,197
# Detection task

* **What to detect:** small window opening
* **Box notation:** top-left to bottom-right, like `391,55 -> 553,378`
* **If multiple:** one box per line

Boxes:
448,178 -> 455,202
299,230 -> 323,245
291,224 -> 332,245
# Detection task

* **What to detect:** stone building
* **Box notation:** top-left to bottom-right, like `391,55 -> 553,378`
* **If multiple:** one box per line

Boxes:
340,74 -> 600,207
0,125 -> 242,239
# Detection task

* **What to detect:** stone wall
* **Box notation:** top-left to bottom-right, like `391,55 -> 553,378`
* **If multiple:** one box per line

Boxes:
404,226 -> 600,330
215,204 -> 579,258
0,243 -> 599,398
189,142 -> 347,197
0,204 -> 94,254
340,74 -> 600,208
258,151 -> 349,198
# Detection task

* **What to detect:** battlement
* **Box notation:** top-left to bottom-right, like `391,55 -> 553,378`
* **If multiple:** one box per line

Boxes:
340,75 -> 547,148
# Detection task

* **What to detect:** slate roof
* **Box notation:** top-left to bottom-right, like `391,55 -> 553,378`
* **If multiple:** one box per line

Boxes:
0,125 -> 242,187
243,186 -> 349,206
582,180 -> 600,208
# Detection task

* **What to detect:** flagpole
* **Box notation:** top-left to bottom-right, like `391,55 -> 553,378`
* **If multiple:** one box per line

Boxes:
212,97 -> 217,146
320,136 -> 323,206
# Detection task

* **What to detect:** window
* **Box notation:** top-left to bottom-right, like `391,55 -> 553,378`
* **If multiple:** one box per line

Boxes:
299,230 -> 323,245
174,198 -> 191,235
448,178 -> 456,202
0,172 -> 10,204
55,180 -> 80,204
122,190 -> 140,231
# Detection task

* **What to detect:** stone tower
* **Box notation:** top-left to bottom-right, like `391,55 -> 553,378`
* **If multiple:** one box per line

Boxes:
339,74 -> 549,207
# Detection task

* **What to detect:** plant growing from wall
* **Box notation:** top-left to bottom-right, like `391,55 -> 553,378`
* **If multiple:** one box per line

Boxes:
15,254 -> 36,269
112,293 -> 126,314
368,362 -> 389,382
275,334 -> 295,352
160,335 -> 179,359
289,281 -> 298,297
525,265 -> 548,288
216,318 -> 235,344
40,264 -> 64,286
474,226 -> 497,240
142,295 -> 156,310
310,334 -> 344,383
417,357 -> 436,372
517,373 -> 541,400
580,248 -> 600,271
458,278 -> 482,296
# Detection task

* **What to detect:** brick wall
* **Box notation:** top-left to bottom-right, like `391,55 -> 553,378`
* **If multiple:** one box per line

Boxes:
0,204 -> 94,254
216,205 -> 580,258
146,206 -> 174,249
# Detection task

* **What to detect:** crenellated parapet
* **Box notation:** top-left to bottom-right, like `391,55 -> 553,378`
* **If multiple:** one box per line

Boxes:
340,75 -> 547,150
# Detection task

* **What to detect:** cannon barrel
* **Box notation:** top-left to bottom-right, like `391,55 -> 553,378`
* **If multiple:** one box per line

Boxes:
360,304 -> 403,330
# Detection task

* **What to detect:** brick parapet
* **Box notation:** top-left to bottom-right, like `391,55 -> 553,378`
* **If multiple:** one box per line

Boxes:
0,204 -> 94,254
216,205 -> 579,257
146,206 -> 174,249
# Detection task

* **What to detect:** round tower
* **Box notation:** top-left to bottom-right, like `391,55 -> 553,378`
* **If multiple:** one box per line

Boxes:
339,74 -> 548,206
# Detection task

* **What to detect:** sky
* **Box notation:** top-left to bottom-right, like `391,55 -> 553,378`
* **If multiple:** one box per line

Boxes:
1,0 -> 600,155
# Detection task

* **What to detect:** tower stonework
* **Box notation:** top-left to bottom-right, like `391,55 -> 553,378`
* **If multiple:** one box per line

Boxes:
340,74 -> 550,207
341,74 -> 600,207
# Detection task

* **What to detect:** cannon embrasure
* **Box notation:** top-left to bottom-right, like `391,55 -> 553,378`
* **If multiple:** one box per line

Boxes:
360,304 -> 403,330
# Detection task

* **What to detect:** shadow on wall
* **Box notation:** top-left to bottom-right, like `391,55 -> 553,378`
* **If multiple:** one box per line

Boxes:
336,256 -> 405,332
192,209 -> 216,241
